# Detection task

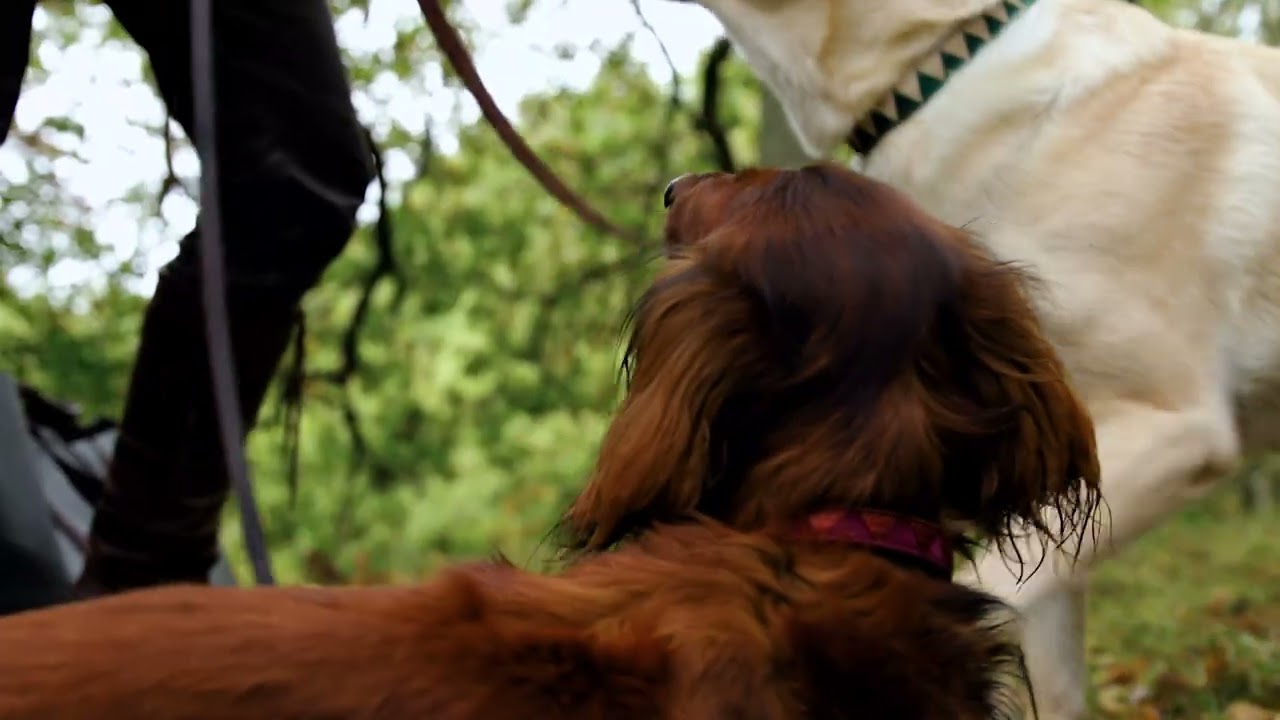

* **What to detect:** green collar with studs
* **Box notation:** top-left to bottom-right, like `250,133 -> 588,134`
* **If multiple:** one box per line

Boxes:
847,0 -> 1038,156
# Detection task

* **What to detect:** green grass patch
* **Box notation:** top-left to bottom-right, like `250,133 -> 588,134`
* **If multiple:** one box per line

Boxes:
1087,487 -> 1280,719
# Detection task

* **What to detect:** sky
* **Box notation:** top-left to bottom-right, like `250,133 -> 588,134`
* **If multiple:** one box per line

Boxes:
2,0 -> 724,297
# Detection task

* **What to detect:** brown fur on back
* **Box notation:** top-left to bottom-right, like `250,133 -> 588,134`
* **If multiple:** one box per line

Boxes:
0,522 -> 1016,719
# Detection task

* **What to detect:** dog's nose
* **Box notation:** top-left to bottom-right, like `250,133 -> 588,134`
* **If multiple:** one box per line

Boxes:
663,174 -> 693,209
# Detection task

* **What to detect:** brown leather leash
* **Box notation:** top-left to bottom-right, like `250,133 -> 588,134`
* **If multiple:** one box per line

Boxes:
414,0 -> 644,245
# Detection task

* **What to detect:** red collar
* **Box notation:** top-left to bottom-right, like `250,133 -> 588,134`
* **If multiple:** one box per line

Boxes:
794,509 -> 954,578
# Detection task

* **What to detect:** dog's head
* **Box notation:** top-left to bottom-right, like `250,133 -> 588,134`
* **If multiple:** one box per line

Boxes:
562,163 -> 1099,556
668,0 -> 996,156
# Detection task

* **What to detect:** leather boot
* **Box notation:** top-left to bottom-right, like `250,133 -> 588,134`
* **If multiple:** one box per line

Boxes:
74,265 -> 301,597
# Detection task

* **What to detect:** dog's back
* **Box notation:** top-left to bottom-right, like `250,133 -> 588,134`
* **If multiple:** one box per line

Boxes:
0,525 -> 1024,720
0,577 -> 670,720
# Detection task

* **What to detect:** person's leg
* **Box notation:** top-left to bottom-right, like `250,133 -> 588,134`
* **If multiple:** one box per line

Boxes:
76,0 -> 373,594
0,0 -> 38,146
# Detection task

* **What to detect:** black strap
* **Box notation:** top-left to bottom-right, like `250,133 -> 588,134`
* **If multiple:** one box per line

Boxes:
188,0 -> 274,586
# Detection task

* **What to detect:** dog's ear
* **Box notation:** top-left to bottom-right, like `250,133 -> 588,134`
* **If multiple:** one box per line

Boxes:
930,239 -> 1102,549
559,256 -> 765,551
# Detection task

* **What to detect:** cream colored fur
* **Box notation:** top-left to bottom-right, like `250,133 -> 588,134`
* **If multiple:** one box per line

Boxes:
680,0 -> 1280,717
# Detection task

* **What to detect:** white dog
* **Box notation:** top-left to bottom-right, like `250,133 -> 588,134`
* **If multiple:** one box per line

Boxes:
669,0 -> 1280,716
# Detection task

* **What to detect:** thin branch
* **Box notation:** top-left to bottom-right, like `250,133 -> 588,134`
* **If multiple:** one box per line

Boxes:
279,308 -> 305,504
631,0 -> 682,106
286,127 -> 401,481
307,126 -> 403,385
156,115 -> 193,207
537,249 -> 660,311
696,37 -> 737,172
633,0 -> 686,219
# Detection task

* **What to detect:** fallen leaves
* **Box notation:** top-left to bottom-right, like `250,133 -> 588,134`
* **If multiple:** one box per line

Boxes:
1084,493 -> 1280,719
1093,634 -> 1277,719
1224,701 -> 1280,720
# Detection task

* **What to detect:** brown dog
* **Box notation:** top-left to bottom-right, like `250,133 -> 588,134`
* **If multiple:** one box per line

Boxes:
0,163 -> 1099,720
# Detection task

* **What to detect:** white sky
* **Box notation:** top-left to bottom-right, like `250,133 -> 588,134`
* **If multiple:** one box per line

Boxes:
2,0 -> 723,298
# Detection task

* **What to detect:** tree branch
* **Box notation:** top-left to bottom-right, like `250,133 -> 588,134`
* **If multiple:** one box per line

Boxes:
695,37 -> 736,172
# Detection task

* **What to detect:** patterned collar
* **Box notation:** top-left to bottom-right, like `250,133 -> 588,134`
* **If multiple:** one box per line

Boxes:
794,509 -> 955,579
847,0 -> 1038,156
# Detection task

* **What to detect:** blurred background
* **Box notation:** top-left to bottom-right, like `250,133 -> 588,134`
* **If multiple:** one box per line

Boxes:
1,0 -> 1277,716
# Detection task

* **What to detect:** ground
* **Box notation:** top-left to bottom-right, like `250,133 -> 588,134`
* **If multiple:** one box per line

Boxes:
1086,485 -> 1280,719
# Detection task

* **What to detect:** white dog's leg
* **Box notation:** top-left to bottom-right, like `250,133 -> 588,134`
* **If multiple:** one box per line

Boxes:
957,402 -> 1238,720
1020,579 -> 1088,720
963,401 -> 1238,603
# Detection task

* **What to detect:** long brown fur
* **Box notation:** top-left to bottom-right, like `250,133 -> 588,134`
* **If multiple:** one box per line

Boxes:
0,163 -> 1100,720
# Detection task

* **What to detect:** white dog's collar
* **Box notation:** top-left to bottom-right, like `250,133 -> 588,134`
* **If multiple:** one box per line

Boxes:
847,0 -> 1037,156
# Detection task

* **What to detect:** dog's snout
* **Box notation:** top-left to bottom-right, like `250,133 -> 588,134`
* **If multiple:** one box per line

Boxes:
663,174 -> 693,209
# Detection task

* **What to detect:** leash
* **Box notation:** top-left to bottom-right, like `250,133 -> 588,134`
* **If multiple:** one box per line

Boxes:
189,0 -> 274,586
414,0 -> 643,245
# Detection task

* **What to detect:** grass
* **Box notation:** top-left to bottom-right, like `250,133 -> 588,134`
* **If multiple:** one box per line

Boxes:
1086,485 -> 1280,719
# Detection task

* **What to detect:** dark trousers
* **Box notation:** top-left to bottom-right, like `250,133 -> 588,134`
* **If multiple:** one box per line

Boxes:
3,0 -> 374,593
